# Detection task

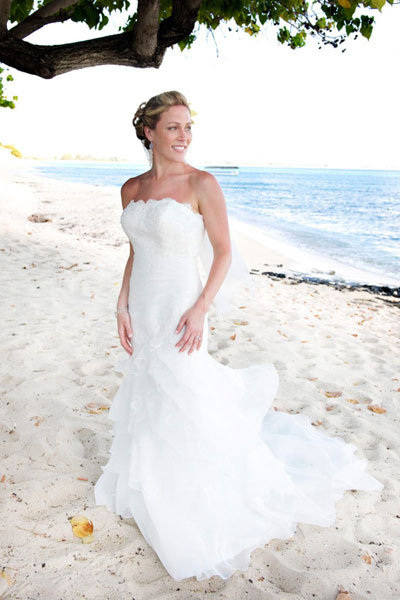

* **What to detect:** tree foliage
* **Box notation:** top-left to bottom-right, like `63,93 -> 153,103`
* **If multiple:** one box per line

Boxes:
0,0 -> 396,108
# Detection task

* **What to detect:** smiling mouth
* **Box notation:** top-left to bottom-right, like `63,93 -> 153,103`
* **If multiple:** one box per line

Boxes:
171,145 -> 186,152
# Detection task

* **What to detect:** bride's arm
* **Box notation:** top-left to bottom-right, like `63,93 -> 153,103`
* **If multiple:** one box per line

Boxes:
116,178 -> 138,353
117,241 -> 134,312
117,178 -> 138,309
193,171 -> 232,314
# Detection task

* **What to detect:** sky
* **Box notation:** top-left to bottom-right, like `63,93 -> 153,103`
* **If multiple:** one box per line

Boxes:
1,4 -> 399,169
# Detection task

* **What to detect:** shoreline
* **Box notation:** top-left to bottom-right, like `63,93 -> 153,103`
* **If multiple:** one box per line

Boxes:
229,215 -> 400,285
2,152 -> 399,305
24,156 -> 400,293
2,154 -> 399,306
229,217 -> 400,299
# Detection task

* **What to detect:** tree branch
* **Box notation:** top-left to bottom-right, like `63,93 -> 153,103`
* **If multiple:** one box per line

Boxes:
132,0 -> 160,56
8,0 -> 81,39
0,0 -> 12,36
20,0 -> 80,19
0,31 -> 167,78
157,0 -> 203,49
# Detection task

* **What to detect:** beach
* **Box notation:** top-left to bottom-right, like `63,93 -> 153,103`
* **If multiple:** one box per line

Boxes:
1,152 -> 399,599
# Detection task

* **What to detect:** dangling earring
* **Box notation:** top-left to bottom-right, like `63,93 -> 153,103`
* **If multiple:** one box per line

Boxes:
149,141 -> 153,150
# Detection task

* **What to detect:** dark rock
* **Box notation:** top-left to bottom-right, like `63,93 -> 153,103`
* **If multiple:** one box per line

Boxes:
261,271 -> 287,279
256,270 -> 400,299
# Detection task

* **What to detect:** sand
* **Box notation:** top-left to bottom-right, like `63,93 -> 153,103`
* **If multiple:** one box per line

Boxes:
1,151 -> 399,599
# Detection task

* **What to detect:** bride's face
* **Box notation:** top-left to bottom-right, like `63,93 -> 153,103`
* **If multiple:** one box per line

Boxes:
146,105 -> 192,163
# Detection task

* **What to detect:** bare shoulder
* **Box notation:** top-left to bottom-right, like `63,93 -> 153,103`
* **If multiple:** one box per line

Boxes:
120,173 -> 146,210
190,169 -> 221,195
189,169 -> 225,212
191,169 -> 224,202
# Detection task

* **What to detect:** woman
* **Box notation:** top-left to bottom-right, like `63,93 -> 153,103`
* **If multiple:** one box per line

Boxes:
94,90 -> 383,581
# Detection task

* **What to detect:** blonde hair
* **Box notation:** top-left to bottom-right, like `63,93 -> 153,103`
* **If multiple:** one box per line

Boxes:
132,90 -> 191,150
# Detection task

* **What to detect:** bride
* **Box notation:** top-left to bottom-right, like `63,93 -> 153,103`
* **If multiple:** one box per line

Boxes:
94,90 -> 383,581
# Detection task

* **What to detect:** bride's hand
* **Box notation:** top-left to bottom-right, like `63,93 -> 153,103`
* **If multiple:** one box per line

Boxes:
117,313 -> 133,355
175,304 -> 205,354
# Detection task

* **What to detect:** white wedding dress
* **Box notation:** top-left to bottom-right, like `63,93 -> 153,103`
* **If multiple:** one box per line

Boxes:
94,197 -> 383,581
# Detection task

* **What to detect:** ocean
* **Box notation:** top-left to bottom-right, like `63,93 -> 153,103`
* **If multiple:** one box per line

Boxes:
32,161 -> 400,287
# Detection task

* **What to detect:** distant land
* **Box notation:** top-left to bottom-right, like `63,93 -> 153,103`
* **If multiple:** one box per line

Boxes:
2,145 -> 399,171
53,154 -> 128,162
35,157 -> 400,171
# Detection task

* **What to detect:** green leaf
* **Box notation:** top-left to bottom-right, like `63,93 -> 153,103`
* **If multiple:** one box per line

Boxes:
277,26 -> 290,43
360,23 -> 373,38
371,0 -> 385,10
9,0 -> 34,23
0,66 -> 18,110
360,14 -> 374,38
177,33 -> 197,51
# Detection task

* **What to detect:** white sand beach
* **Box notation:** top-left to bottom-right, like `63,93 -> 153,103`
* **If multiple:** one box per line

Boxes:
1,151 -> 399,599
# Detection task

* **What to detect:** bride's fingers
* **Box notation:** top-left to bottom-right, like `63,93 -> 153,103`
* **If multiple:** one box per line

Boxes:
126,328 -> 134,353
121,340 -> 132,354
194,334 -> 202,352
175,316 -> 187,334
121,333 -> 133,353
175,334 -> 185,348
118,325 -> 133,354
178,338 -> 190,352
188,332 -> 201,354
175,324 -> 188,347
185,332 -> 202,354
178,332 -> 194,353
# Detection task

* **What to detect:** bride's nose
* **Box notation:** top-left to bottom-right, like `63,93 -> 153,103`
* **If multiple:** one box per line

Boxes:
177,127 -> 187,140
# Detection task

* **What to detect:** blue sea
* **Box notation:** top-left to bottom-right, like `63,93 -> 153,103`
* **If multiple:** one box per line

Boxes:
32,161 -> 400,287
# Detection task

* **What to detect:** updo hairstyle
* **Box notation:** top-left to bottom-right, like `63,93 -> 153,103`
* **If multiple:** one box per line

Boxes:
132,90 -> 191,150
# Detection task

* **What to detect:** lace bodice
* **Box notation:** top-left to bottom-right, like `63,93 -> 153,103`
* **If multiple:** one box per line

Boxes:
121,198 -> 205,260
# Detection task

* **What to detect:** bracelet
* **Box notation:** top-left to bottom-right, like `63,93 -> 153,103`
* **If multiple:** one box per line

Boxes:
115,306 -> 129,318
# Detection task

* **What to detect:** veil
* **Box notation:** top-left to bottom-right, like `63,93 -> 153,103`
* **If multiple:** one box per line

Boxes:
142,145 -> 255,317
197,222 -> 255,317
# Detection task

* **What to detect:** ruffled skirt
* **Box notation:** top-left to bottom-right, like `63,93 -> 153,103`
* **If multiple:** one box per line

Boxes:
94,313 -> 383,581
